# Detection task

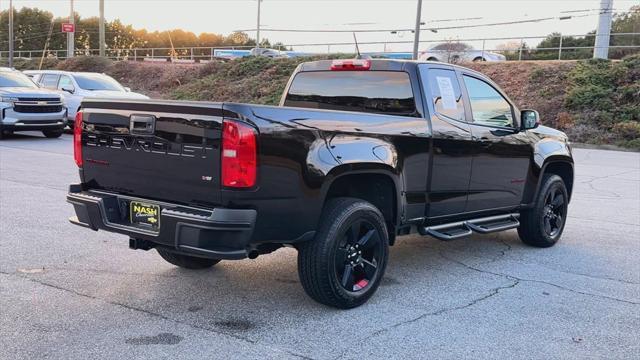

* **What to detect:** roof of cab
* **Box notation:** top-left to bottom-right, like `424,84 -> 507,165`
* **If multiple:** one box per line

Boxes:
298,59 -> 408,72
297,58 -> 484,77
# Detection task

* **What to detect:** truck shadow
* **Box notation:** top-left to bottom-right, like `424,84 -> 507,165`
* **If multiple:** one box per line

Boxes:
116,231 -> 523,334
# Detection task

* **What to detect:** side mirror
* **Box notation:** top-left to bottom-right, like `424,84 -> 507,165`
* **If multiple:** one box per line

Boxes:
521,109 -> 540,130
124,87 -> 131,92
62,86 -> 75,94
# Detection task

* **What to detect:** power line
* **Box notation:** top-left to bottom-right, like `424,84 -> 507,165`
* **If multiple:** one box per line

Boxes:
237,14 -> 591,33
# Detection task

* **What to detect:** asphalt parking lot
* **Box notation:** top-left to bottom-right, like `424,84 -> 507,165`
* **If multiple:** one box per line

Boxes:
1,132 -> 639,359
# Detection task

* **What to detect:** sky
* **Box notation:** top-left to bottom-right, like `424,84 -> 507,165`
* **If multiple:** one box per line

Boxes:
3,0 -> 638,53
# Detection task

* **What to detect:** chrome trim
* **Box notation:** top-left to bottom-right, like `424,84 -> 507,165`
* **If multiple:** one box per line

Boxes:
14,121 -> 64,126
14,101 -> 63,106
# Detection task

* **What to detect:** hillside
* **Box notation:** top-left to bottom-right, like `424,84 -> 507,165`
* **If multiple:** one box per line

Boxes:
7,55 -> 639,149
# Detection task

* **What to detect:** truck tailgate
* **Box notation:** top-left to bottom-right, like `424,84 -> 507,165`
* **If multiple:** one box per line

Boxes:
80,99 -> 223,206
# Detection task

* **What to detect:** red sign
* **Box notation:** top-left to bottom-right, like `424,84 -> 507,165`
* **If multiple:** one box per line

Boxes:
61,23 -> 75,33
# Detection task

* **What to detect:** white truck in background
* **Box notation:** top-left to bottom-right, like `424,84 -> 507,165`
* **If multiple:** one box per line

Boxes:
0,68 -> 66,139
24,70 -> 149,127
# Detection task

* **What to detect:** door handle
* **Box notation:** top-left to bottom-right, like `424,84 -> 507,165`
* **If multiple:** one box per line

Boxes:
130,114 -> 155,134
473,136 -> 492,147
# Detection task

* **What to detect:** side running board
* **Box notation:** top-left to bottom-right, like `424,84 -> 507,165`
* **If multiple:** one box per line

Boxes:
418,213 -> 520,241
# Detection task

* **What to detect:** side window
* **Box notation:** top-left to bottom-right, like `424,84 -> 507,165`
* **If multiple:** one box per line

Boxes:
40,74 -> 60,89
418,66 -> 464,122
463,75 -> 513,127
58,75 -> 75,91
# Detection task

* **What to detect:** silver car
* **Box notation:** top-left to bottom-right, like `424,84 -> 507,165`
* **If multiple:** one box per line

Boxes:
419,43 -> 506,63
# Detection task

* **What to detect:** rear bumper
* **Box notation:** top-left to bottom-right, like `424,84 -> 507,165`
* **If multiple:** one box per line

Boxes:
66,185 -> 256,260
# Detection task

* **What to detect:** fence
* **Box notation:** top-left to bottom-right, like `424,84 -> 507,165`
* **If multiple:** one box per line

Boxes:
1,33 -> 638,62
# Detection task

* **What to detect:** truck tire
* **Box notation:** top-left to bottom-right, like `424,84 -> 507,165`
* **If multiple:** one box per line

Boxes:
156,248 -> 220,269
297,197 -> 389,309
43,130 -> 63,138
518,174 -> 568,248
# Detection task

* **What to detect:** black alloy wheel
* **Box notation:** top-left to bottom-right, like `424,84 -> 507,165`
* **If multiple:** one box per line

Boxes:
518,174 -> 569,248
335,219 -> 383,292
298,197 -> 389,308
542,186 -> 566,237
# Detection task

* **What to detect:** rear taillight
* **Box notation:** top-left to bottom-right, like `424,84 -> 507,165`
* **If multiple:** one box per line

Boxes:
221,120 -> 257,188
73,111 -> 83,167
330,59 -> 371,71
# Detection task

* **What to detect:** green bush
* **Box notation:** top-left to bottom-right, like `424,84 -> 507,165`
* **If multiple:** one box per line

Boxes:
563,56 -> 639,149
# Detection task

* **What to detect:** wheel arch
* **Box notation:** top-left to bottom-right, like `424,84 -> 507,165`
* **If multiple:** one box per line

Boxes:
526,157 -> 574,206
320,166 -> 403,243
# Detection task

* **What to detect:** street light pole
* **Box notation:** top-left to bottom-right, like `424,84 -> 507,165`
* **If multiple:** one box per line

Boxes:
8,0 -> 14,67
67,0 -> 75,58
412,0 -> 423,60
256,0 -> 262,48
99,0 -> 105,57
593,0 -> 614,59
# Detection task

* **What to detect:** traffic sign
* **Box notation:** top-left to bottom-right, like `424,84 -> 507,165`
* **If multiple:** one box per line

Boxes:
61,23 -> 75,33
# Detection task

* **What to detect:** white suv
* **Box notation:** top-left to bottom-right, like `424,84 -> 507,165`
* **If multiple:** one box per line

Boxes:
1,68 -> 66,139
24,70 -> 149,127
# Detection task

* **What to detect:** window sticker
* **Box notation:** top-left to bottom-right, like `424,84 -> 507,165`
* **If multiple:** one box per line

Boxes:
436,76 -> 457,110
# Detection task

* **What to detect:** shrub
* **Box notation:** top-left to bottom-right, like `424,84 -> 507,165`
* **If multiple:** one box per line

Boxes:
556,112 -> 575,130
564,123 -> 615,145
0,57 -> 59,70
57,56 -> 113,73
612,122 -> 640,140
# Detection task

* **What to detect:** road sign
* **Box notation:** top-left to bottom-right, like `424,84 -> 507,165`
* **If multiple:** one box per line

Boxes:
61,23 -> 75,33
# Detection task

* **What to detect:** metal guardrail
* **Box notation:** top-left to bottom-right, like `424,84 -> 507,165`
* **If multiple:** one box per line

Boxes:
1,33 -> 638,62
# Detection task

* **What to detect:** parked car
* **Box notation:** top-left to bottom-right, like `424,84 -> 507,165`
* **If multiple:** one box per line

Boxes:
24,70 -> 148,127
68,59 -> 573,308
249,47 -> 290,58
0,68 -> 66,139
419,43 -> 506,63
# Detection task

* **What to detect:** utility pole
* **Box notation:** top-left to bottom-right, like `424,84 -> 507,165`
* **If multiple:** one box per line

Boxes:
8,0 -> 14,67
67,0 -> 75,58
99,0 -> 105,57
593,0 -> 614,59
412,0 -> 423,60
256,0 -> 262,49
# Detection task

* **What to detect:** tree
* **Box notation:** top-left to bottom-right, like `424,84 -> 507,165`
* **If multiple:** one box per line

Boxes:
609,6 -> 640,58
535,32 -> 594,60
0,6 -> 259,57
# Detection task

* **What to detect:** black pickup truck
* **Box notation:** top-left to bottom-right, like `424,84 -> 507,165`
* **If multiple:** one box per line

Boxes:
67,59 -> 573,308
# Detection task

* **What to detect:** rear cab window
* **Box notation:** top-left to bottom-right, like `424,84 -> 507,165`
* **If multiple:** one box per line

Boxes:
283,71 -> 418,117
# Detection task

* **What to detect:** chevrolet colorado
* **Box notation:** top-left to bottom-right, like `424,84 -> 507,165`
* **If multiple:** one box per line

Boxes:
67,59 -> 573,308
0,68 -> 66,139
